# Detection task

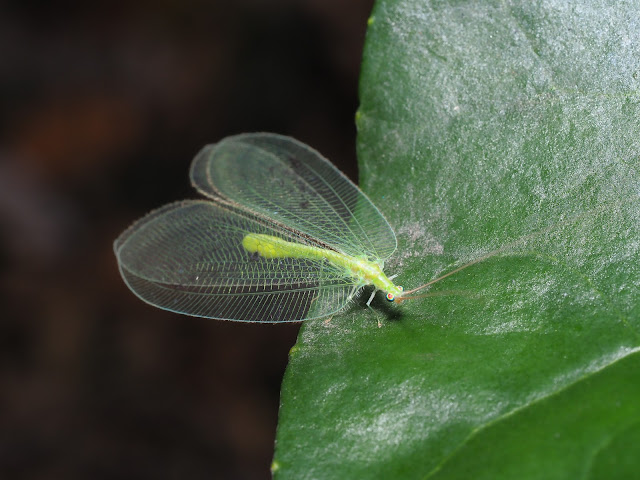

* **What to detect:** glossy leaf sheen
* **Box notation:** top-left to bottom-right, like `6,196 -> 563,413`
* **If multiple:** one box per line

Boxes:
273,1 -> 640,478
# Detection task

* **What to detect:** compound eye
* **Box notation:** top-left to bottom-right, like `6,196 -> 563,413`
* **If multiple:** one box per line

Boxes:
386,293 -> 395,302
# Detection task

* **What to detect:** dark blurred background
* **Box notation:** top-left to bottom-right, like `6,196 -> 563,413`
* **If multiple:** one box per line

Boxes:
0,1 -> 373,478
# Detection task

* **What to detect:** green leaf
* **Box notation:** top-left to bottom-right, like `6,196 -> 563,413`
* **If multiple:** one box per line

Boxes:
272,1 -> 640,478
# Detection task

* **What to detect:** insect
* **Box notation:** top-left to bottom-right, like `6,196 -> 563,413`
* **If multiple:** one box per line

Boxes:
114,133 -> 468,323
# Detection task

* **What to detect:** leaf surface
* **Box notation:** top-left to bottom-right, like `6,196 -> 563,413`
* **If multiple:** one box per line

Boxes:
273,1 -> 640,478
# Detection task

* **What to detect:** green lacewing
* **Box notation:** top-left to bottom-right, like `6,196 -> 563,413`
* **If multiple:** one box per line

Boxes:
114,133 -> 458,322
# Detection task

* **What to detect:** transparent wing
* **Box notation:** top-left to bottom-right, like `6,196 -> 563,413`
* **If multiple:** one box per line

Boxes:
190,133 -> 397,262
114,200 -> 358,322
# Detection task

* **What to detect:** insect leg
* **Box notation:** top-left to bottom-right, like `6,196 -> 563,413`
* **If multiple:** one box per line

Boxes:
366,289 -> 377,306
